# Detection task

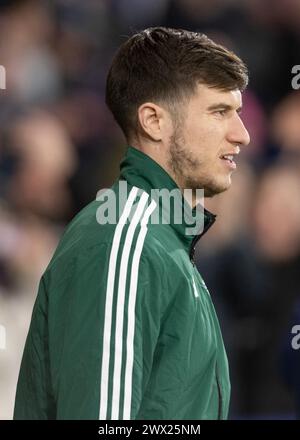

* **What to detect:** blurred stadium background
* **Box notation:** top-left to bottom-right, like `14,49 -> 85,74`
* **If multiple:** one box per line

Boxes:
1,0 -> 300,420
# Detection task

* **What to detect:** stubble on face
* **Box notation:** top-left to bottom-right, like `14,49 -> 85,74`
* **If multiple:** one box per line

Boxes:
168,123 -> 230,199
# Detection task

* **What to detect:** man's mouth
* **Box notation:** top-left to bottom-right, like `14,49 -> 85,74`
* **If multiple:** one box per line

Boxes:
220,153 -> 237,169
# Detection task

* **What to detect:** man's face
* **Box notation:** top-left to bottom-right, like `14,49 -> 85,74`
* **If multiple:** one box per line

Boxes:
168,84 -> 250,197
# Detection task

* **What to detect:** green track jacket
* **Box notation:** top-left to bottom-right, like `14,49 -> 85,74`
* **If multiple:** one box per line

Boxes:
14,146 -> 230,420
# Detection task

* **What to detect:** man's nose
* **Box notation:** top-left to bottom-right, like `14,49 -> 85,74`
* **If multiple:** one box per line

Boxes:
228,114 -> 250,147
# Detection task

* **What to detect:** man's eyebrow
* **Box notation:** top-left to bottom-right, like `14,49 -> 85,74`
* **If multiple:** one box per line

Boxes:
207,103 -> 242,113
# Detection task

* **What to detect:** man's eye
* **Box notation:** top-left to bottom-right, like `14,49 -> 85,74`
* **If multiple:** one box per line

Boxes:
216,109 -> 227,116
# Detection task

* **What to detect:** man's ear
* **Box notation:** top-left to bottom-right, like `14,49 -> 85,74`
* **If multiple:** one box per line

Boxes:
137,102 -> 169,141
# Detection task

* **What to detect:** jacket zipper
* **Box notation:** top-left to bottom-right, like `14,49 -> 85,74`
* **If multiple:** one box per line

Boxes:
215,362 -> 223,420
189,210 -> 216,264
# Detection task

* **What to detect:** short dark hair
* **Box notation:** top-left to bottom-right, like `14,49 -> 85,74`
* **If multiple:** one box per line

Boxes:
105,27 -> 248,140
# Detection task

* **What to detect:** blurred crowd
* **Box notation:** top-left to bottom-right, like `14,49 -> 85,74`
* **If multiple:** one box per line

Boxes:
0,0 -> 300,419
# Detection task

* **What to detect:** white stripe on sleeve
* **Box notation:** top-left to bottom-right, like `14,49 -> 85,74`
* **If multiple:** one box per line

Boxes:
123,199 -> 157,420
99,186 -> 139,420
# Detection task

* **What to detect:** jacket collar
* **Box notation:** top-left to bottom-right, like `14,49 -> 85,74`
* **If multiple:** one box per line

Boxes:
119,146 -> 216,258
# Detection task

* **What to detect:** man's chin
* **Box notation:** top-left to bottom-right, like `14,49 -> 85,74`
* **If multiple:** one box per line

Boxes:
204,181 -> 231,198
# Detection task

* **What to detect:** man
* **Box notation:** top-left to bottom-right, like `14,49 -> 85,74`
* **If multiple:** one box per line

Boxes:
14,27 -> 250,420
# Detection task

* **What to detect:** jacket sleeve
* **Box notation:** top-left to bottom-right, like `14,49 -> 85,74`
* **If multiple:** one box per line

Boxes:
96,242 -> 167,420
14,239 -> 166,420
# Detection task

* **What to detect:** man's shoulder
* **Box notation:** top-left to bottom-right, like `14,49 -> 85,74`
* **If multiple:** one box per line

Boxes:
46,181 -> 179,278
51,199 -> 114,259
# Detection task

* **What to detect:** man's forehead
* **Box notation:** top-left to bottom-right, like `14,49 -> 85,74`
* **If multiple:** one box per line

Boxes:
194,83 -> 243,108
